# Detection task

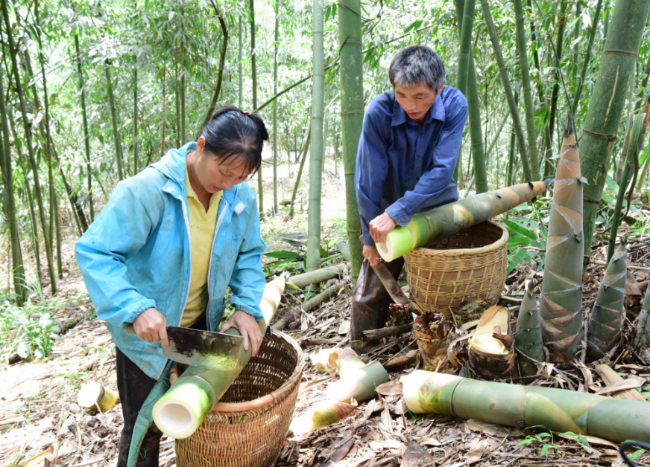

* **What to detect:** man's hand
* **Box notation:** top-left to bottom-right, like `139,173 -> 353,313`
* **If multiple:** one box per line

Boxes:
363,244 -> 383,267
369,212 -> 397,244
133,308 -> 169,348
220,310 -> 263,356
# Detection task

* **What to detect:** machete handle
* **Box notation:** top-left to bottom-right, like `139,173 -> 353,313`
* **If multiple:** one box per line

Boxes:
123,324 -> 136,334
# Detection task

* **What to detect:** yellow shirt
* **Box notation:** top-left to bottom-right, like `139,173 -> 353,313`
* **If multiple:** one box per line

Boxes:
180,169 -> 223,327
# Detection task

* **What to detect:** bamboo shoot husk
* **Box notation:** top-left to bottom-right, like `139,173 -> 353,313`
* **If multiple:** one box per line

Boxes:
587,240 -> 627,359
634,287 -> 650,348
77,382 -> 118,412
289,400 -> 357,435
595,364 -> 645,402
153,277 -> 285,439
376,181 -> 547,262
402,370 -> 650,443
540,125 -> 585,362
515,281 -> 544,376
326,360 -> 389,403
468,306 -> 516,379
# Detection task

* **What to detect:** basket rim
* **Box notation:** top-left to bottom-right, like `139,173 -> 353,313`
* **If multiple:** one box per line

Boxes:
211,329 -> 305,413
405,221 -> 508,258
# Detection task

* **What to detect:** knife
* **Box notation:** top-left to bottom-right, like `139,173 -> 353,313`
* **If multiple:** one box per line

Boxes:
124,324 -> 245,371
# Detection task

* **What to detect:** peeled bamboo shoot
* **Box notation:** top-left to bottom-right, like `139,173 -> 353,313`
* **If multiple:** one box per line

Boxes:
289,401 -> 357,435
153,277 -> 285,439
77,382 -> 117,412
540,125 -> 585,362
588,240 -> 627,359
515,281 -> 544,376
326,360 -> 389,403
402,370 -> 650,443
376,181 -> 547,262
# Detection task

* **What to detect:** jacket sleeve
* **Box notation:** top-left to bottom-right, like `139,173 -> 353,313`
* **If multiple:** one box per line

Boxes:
355,107 -> 390,247
74,178 -> 163,328
228,199 -> 266,321
385,94 -> 468,226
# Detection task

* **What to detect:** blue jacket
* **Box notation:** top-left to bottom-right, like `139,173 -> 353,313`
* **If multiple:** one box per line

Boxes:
75,142 -> 266,379
355,87 -> 468,246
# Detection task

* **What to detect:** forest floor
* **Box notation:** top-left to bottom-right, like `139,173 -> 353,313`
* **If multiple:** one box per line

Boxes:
2,158 -> 650,467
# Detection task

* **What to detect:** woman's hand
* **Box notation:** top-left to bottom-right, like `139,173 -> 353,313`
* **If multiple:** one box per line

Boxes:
369,212 -> 396,244
220,310 -> 263,356
133,308 -> 169,348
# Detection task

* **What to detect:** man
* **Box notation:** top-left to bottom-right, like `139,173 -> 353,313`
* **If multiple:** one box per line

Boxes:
352,45 -> 467,350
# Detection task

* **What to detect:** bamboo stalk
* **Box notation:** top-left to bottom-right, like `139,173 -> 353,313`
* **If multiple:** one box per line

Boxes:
326,361 -> 389,403
402,370 -> 650,443
289,121 -> 311,218
376,181 -> 547,262
360,323 -> 413,341
153,277 -> 285,439
288,263 -> 347,288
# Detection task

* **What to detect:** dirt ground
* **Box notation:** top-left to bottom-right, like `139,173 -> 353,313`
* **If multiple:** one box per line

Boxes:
2,160 -> 650,467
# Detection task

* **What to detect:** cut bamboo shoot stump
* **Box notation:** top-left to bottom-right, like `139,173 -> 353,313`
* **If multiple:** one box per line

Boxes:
468,306 -> 517,379
77,382 -> 118,413
326,360 -> 389,403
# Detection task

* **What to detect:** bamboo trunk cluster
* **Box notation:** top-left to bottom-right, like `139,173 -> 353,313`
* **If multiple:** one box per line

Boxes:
152,277 -> 285,439
377,181 -> 547,262
403,370 -> 650,443
539,125 -> 584,362
587,241 -> 627,359
515,281 -> 544,376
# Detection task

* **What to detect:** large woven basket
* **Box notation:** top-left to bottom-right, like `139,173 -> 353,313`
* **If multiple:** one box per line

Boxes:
404,221 -> 508,322
175,330 -> 304,467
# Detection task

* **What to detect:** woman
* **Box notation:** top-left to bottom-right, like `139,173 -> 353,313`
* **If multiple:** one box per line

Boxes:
75,106 -> 269,467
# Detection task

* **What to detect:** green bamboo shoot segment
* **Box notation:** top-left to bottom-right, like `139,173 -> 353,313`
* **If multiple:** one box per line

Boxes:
587,241 -> 627,359
376,181 -> 547,262
468,306 -> 516,379
289,401 -> 357,435
402,370 -> 650,443
515,281 -> 544,376
77,382 -> 118,413
337,355 -> 366,378
634,288 -> 650,348
153,277 -> 285,439
540,125 -> 585,362
326,360 -> 389,403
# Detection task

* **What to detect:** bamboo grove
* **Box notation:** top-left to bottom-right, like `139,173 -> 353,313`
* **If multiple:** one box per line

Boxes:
1,0 -> 650,309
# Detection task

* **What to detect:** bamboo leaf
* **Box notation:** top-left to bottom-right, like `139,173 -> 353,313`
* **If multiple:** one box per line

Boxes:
264,250 -> 302,260
503,219 -> 538,240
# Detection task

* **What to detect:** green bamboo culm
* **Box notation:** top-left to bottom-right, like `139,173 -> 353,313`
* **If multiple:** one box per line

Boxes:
338,0 -> 365,282
515,281 -> 544,376
289,122 -> 311,218
539,123 -> 584,363
634,288 -> 650,349
587,239 -> 627,359
105,62 -> 125,181
572,0 -> 604,116
250,0 -> 263,218
0,64 -> 26,305
480,0 -> 532,183
74,34 -> 94,220
581,0 -> 650,262
307,0 -> 324,274
272,0 -> 281,214
403,371 -> 650,444
512,0 -> 540,180
607,113 -> 643,263
456,0 -> 476,96
454,0 -> 488,193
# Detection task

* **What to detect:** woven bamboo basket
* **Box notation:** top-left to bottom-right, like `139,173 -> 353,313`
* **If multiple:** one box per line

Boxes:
175,330 -> 304,467
404,221 -> 508,323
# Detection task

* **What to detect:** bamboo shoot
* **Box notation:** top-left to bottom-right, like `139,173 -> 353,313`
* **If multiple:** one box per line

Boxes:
377,181 -> 547,262
402,370 -> 650,443
515,281 -> 544,376
153,277 -> 285,439
326,361 -> 389,403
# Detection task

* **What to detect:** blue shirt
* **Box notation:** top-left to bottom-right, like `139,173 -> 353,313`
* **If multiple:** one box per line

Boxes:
355,86 -> 468,246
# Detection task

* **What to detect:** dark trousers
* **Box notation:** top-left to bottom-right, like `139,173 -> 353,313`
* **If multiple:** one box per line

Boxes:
116,314 -> 208,467
350,258 -> 405,351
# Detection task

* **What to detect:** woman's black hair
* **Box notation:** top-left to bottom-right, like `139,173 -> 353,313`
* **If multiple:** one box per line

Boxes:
200,105 -> 270,175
